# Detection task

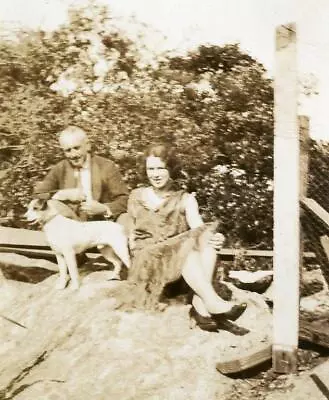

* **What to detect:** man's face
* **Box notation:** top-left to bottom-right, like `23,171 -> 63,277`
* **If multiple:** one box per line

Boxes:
59,133 -> 89,168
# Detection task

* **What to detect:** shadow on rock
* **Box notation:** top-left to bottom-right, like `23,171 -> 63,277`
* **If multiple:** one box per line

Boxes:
0,263 -> 56,284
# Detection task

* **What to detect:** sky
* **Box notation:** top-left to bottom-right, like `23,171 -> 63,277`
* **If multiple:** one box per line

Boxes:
0,0 -> 329,140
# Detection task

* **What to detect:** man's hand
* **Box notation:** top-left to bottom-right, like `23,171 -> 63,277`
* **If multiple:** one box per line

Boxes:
209,232 -> 225,252
52,189 -> 86,202
80,200 -> 109,217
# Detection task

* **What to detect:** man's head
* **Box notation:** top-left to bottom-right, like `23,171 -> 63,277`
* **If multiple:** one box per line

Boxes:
58,126 -> 91,168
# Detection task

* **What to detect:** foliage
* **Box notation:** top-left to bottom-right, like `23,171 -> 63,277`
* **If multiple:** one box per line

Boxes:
0,5 -> 274,246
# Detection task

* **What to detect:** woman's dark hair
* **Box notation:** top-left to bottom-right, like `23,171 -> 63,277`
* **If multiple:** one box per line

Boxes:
141,142 -> 183,181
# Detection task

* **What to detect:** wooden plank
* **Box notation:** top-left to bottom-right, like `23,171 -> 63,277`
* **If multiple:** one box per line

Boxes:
318,235 -> 329,285
0,246 -> 99,260
299,116 -> 310,199
217,318 -> 329,376
273,22 -> 299,373
299,115 -> 310,324
320,235 -> 329,259
0,243 -> 316,261
0,246 -> 56,261
301,197 -> 329,229
219,248 -> 315,259
216,343 -> 272,375
0,226 -> 48,247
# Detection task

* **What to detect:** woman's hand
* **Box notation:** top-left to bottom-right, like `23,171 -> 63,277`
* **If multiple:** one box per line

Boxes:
209,232 -> 225,252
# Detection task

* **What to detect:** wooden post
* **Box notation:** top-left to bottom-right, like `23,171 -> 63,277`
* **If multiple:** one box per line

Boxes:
299,115 -> 310,276
273,23 -> 299,373
299,116 -> 310,199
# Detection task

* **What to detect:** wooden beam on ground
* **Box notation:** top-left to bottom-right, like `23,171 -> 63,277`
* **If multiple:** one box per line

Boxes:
273,22 -> 299,373
217,317 -> 329,376
216,343 -> 272,375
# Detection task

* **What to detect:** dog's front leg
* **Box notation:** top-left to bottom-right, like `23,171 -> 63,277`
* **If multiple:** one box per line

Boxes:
55,254 -> 69,290
63,250 -> 80,290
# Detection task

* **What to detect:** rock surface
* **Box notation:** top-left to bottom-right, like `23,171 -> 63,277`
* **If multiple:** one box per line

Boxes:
0,254 -> 274,400
264,359 -> 329,400
1,253 -> 329,400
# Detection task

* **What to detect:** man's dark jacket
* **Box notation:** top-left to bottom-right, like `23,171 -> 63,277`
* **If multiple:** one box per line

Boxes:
34,154 -> 128,220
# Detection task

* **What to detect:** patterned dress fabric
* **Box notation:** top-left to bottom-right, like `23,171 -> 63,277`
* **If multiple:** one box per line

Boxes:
119,187 -> 217,310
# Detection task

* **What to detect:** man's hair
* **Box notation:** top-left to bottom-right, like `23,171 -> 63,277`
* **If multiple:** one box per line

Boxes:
58,126 -> 87,143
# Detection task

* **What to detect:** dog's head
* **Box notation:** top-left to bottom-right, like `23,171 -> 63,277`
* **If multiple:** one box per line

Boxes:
25,198 -> 80,224
24,198 -> 51,225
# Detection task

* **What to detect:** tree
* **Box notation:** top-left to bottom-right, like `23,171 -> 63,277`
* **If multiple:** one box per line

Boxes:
156,44 -> 274,246
0,8 -> 274,248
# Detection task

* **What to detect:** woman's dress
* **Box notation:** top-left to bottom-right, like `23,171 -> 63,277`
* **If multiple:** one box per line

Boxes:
121,187 -> 217,310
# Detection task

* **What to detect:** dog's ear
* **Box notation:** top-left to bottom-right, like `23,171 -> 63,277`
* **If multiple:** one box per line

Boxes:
34,198 -> 48,211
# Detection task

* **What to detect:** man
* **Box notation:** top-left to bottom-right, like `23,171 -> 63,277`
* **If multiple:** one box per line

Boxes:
34,126 -> 129,222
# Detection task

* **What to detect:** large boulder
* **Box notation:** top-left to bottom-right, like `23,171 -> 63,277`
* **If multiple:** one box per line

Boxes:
0,254 -> 273,400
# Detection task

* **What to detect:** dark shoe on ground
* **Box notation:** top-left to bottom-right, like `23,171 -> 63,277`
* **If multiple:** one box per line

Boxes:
216,319 -> 250,336
189,307 -> 218,332
211,302 -> 247,322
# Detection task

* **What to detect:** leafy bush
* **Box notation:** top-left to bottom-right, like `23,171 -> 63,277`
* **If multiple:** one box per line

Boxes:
0,5 -> 274,246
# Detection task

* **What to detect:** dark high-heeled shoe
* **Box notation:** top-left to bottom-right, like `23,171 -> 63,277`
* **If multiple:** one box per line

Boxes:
230,275 -> 273,294
216,319 -> 250,336
211,302 -> 247,322
189,307 -> 218,332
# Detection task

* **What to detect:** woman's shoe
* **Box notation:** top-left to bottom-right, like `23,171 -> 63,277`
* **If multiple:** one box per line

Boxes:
189,307 -> 218,332
230,275 -> 273,294
216,319 -> 250,336
211,302 -> 247,322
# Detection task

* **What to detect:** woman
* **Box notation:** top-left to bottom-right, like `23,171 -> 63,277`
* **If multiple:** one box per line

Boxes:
125,143 -> 247,331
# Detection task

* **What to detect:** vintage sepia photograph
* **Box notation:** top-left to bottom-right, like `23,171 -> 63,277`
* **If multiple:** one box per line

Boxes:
1,0 -> 329,398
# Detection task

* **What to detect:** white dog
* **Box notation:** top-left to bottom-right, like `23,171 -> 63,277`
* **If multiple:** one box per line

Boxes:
25,199 -> 130,290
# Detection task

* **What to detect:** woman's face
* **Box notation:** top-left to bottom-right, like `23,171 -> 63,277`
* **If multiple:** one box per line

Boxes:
146,156 -> 170,190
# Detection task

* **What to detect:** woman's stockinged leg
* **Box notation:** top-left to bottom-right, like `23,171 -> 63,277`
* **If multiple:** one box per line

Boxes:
200,245 -> 217,281
182,250 -> 233,314
191,246 -> 217,316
